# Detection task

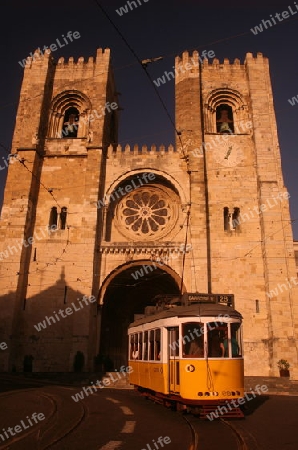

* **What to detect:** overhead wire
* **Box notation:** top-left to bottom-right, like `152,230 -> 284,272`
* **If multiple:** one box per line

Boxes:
0,3 -> 298,121
0,11 -> 297,115
16,157 -> 61,208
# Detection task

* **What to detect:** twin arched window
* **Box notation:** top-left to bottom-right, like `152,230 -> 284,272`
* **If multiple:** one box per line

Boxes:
49,207 -> 67,230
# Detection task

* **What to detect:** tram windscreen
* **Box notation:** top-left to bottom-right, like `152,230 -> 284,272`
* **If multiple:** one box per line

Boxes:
182,322 -> 204,358
207,323 -> 222,357
207,322 -> 242,358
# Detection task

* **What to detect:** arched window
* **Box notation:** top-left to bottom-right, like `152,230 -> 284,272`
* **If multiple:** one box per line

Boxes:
232,207 -> 240,230
204,88 -> 248,134
49,207 -> 58,230
48,90 -> 92,139
223,207 -> 229,231
216,104 -> 234,134
60,207 -> 67,230
224,207 -> 240,232
61,108 -> 79,138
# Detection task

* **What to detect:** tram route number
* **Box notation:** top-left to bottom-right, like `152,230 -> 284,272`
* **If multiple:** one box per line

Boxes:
217,294 -> 234,307
184,293 -> 234,307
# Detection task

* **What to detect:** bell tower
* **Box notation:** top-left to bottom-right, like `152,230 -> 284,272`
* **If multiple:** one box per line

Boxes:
0,48 -> 118,372
175,51 -> 298,378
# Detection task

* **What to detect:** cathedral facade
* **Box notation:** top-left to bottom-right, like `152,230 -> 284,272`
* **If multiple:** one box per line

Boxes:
0,48 -> 297,378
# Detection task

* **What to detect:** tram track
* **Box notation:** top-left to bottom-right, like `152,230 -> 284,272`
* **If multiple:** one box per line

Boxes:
220,419 -> 247,450
0,385 -> 88,450
182,414 -> 256,450
39,388 -> 88,450
0,380 -> 262,450
183,415 -> 199,450
137,390 -> 250,450
0,389 -> 55,450
221,418 -> 263,450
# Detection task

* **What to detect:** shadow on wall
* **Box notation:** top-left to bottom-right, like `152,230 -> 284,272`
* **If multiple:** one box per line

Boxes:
0,269 -> 97,373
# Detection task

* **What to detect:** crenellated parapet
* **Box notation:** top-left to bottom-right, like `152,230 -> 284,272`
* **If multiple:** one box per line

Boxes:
23,48 -> 54,70
56,48 -> 110,70
23,47 -> 110,71
244,51 -> 268,65
203,57 -> 245,74
203,53 -> 266,75
175,50 -> 200,83
174,50 -> 260,81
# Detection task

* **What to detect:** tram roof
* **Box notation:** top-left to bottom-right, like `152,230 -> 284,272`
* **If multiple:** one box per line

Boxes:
128,303 -> 242,328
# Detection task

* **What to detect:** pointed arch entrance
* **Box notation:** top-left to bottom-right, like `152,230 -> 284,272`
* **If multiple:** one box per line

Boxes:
98,262 -> 183,370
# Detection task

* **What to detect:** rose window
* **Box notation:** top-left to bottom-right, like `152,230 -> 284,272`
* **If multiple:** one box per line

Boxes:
116,186 -> 177,240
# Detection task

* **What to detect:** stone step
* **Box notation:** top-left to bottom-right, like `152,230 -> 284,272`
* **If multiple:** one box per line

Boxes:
245,376 -> 298,396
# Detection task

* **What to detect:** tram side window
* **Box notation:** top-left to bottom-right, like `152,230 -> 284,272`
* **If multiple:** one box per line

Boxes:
149,330 -> 154,360
149,329 -> 161,361
182,322 -> 204,358
138,332 -> 143,360
130,334 -> 139,360
144,331 -> 149,360
169,328 -> 179,357
155,329 -> 161,360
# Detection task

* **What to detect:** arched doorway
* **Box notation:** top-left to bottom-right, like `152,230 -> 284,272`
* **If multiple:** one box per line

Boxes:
99,262 -> 182,370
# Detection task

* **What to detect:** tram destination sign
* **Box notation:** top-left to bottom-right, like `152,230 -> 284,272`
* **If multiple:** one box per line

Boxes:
182,293 -> 234,307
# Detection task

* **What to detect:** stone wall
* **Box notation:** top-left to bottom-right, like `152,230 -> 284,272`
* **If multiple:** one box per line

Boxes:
0,49 -> 297,377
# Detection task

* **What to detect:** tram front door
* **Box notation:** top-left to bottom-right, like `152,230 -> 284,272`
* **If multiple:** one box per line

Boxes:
168,327 -> 180,394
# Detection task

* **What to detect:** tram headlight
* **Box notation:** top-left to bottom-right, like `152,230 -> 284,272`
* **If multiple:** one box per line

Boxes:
185,364 -> 195,372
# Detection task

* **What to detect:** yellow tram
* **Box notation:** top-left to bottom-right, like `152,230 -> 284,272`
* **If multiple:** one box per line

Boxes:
128,293 -> 244,415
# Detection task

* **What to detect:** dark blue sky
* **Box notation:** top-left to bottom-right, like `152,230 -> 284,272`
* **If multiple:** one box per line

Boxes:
1,0 -> 297,238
